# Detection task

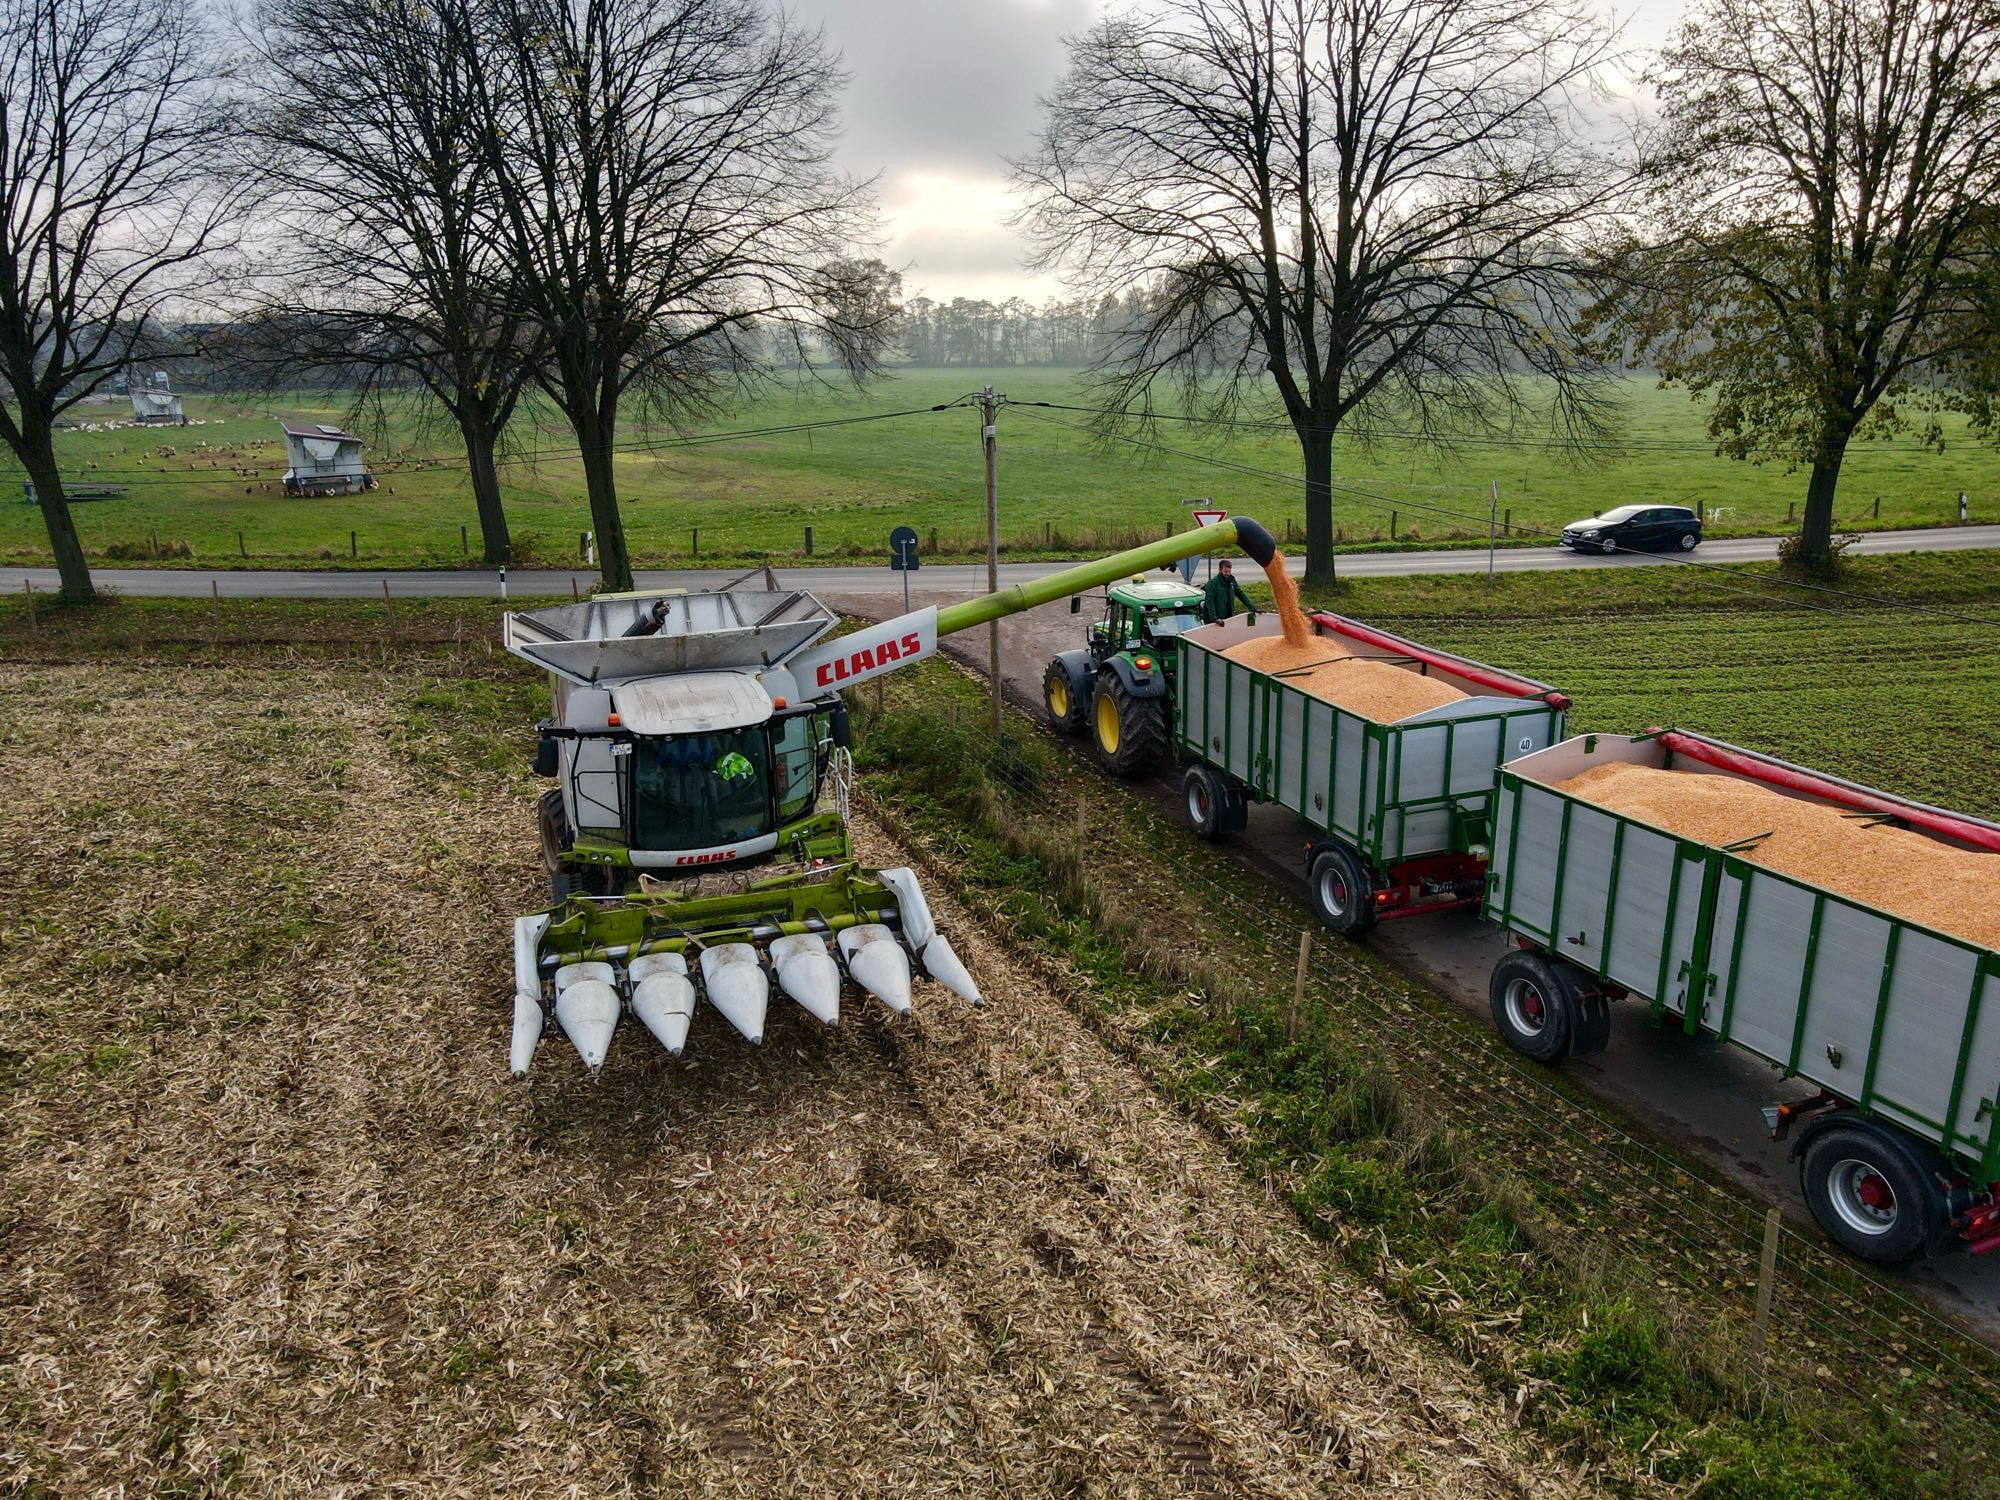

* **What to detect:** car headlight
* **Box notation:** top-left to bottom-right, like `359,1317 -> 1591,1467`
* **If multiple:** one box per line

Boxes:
1582,529 -> 1601,538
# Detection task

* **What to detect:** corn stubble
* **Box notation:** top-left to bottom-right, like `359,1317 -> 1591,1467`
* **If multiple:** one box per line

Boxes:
0,662 -> 1590,1497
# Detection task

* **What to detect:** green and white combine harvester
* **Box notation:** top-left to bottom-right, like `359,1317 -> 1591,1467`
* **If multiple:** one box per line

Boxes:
503,518 -> 1280,1075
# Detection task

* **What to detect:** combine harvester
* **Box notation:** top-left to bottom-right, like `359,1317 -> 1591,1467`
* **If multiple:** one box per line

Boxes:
504,519 -> 1282,1075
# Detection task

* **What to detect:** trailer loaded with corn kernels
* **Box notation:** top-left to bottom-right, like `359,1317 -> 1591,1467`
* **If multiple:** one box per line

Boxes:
1171,610 -> 1571,935
1486,729 -> 2000,1263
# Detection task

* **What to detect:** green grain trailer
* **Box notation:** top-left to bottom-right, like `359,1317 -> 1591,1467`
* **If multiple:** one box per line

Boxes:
1486,729 -> 2000,1263
1174,611 -> 1569,935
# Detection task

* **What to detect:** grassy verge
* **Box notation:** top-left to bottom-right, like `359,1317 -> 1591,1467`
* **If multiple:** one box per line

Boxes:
851,662 -> 1997,1497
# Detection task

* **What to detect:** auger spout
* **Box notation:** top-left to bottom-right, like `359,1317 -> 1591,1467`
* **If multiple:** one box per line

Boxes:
932,517 -> 1276,638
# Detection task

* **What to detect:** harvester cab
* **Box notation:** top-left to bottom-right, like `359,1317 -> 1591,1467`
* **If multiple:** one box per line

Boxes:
1046,576 -> 1210,777
503,516 -> 1280,1079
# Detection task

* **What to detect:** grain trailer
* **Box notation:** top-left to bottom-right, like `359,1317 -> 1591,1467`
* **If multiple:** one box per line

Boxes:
1174,611 -> 1569,935
1485,729 -> 2000,1262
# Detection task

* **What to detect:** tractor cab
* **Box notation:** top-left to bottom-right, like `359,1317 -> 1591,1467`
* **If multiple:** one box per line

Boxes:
1088,577 -> 1207,662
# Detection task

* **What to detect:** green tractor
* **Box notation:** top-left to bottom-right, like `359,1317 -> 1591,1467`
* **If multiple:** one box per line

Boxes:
1043,575 -> 1246,775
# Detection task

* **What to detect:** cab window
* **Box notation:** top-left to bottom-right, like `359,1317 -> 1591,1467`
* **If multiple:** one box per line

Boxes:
631,729 -> 770,850
771,714 -> 818,822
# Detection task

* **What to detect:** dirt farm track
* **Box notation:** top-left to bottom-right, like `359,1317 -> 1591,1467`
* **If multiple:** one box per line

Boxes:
0,662 -> 1593,1496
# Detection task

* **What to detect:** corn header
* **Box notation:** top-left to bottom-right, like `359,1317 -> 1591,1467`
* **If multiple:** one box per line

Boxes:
504,518 -> 1279,1076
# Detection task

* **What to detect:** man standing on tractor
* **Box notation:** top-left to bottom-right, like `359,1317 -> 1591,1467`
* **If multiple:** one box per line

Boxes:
1202,559 -> 1257,622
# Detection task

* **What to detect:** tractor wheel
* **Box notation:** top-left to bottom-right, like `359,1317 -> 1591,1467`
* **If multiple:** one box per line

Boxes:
1183,764 -> 1243,842
1091,669 -> 1167,776
1799,1121 -> 1946,1263
538,789 -> 591,904
1487,950 -> 1576,1062
1043,659 -> 1087,736
1307,843 -> 1378,936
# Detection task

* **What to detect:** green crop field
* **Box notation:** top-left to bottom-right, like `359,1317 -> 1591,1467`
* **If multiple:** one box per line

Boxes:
6,369 -> 1995,569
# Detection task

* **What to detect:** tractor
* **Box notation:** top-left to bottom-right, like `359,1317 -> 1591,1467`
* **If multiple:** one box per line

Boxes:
503,518 -> 1279,1076
1042,575 -> 1252,775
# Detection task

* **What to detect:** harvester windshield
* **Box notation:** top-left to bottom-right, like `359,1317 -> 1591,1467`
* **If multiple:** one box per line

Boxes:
630,713 -> 825,851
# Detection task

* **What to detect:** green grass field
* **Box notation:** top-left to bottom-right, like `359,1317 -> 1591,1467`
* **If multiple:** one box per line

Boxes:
6,369 -> 1996,570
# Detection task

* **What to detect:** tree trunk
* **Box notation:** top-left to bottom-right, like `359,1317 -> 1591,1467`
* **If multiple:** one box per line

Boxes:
456,408 -> 511,566
1300,426 -> 1337,586
571,400 -> 633,591
17,418 -> 94,603
1796,423 -> 1853,569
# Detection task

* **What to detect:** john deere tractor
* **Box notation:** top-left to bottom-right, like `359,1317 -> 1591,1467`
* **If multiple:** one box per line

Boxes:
1043,575 -> 1250,775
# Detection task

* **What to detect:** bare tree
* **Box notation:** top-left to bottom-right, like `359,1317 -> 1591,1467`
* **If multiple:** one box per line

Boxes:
1015,0 -> 1624,584
245,0 -> 538,566
465,0 -> 884,591
1612,0 -> 2000,570
0,0 -> 247,601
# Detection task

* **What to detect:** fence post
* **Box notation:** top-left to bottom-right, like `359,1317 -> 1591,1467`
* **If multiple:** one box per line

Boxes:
1872,496 -> 1880,520
22,578 -> 36,636
1287,928 -> 1312,1042
150,527 -> 159,560
461,524 -> 469,557
237,528 -> 246,558
1043,520 -> 1051,547
1390,510 -> 1398,540
571,576 -> 580,603
804,525 -> 813,557
1750,1206 -> 1781,1377
350,529 -> 357,559
928,527 -> 938,554
692,526 -> 699,560
1504,507 -> 1512,536
210,578 -> 221,626
1786,501 -> 1795,523
1960,491 -> 1970,522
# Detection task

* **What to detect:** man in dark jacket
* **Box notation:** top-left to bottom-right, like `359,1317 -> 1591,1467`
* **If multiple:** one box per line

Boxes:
1202,559 -> 1257,622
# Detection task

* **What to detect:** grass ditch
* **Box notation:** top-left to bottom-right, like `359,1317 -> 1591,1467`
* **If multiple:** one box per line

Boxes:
850,660 -> 1996,1498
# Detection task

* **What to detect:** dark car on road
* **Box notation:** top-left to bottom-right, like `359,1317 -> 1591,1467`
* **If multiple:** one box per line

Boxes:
1559,504 -> 1703,555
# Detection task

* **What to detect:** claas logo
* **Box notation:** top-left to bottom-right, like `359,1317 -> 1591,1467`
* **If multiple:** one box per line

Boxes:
814,630 -> 924,688
673,849 -> 738,866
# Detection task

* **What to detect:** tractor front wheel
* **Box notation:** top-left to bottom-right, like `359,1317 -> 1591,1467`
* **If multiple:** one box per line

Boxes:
1044,659 -> 1087,736
1092,669 -> 1167,776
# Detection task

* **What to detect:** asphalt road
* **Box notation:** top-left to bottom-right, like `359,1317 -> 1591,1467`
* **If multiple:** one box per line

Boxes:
822,581 -> 2000,1349
7,522 -> 1999,599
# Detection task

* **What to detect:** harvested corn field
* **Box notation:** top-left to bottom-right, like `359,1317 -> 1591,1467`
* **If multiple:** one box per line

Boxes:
1553,762 -> 2000,952
0,661 -> 1588,1497
1221,634 -> 1469,722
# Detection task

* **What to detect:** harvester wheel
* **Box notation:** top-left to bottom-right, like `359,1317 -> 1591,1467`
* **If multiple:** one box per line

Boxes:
1308,843 -> 1378,936
1043,659 -> 1087,736
1091,669 -> 1166,776
1487,950 -> 1575,1063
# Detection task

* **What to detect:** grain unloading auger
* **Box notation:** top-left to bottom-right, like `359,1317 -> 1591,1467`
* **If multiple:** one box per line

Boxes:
503,517 -> 1282,1075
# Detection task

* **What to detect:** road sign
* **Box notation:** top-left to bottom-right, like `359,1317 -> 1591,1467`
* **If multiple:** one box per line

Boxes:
1191,508 -> 1227,528
888,525 -> 920,572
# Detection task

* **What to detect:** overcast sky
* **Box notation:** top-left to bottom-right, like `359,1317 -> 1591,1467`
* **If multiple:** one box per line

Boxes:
788,0 -> 1688,305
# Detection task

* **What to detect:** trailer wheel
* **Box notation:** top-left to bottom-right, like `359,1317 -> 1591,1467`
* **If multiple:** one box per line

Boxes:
1092,669 -> 1167,776
1183,765 -> 1244,841
1308,844 -> 1378,936
1043,659 -> 1087,736
1487,951 -> 1575,1062
1799,1122 -> 1945,1264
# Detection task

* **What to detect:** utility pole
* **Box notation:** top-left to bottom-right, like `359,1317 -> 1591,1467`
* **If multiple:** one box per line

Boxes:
982,385 -> 1003,738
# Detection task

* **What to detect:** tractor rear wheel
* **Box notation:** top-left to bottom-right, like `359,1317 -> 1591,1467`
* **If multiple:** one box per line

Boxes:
1043,659 -> 1087,736
1091,669 -> 1167,776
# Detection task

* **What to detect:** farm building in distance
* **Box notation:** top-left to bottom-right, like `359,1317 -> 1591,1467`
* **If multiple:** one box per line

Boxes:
129,371 -> 185,425
278,421 -> 373,497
